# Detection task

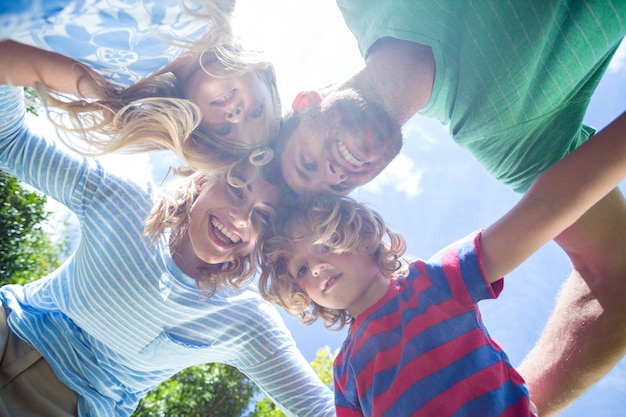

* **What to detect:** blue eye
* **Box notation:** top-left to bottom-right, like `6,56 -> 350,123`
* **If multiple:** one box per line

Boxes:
254,209 -> 272,228
228,175 -> 246,198
296,264 -> 309,278
228,184 -> 243,198
301,154 -> 315,171
248,102 -> 265,118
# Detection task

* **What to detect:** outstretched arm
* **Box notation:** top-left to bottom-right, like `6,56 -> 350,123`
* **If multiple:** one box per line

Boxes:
480,111 -> 626,283
0,40 -> 109,98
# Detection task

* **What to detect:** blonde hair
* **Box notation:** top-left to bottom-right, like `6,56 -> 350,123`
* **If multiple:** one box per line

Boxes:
35,0 -> 281,173
144,148 -> 281,296
259,194 -> 407,330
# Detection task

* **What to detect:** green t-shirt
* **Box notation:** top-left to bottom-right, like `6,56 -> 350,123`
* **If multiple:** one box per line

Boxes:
337,0 -> 625,192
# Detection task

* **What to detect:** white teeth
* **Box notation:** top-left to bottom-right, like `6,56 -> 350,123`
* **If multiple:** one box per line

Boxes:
211,218 -> 241,243
338,141 -> 364,167
212,89 -> 234,105
324,276 -> 337,291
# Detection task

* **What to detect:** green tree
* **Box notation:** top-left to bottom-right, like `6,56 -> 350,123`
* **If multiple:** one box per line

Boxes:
0,171 -> 67,285
250,346 -> 337,417
132,363 -> 260,417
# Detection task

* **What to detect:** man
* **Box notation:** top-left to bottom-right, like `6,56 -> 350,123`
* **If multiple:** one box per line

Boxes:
274,1 -> 626,416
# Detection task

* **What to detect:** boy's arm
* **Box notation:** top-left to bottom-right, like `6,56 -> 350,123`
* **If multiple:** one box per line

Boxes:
0,40 -> 109,98
480,111 -> 626,283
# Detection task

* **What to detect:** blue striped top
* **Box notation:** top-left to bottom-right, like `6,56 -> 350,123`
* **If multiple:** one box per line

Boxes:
0,86 -> 335,417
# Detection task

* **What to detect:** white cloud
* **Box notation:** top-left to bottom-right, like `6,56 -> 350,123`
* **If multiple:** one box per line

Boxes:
361,153 -> 424,199
608,39 -> 626,73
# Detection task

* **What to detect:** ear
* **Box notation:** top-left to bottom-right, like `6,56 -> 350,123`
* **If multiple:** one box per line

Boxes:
291,91 -> 322,113
195,174 -> 209,193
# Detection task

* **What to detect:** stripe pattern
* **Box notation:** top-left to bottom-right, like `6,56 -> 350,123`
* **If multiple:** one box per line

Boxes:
333,232 -> 531,416
0,87 -> 335,417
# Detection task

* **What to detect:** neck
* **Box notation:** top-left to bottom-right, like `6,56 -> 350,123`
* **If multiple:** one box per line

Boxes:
346,37 -> 435,126
348,271 -> 391,318
169,229 -> 202,280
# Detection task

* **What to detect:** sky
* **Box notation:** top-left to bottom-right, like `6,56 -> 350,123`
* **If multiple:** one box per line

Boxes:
38,1 -> 626,415
226,2 -> 626,416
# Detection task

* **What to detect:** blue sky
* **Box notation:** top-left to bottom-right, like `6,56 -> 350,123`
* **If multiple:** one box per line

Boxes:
226,1 -> 626,416
36,1 -> 625,415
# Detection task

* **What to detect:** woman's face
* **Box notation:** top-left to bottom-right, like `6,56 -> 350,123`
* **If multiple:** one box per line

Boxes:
183,64 -> 279,148
178,162 -> 279,272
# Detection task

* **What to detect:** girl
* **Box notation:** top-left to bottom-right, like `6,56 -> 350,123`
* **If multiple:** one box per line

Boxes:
259,109 -> 626,416
0,86 -> 333,417
0,0 -> 281,172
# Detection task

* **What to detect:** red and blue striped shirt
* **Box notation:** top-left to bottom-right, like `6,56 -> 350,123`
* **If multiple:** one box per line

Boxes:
334,232 -> 533,416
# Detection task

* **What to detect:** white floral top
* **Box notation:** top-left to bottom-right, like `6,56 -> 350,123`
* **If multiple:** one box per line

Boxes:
2,0 -> 211,87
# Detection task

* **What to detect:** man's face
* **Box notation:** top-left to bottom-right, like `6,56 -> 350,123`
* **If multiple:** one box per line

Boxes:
279,91 -> 401,195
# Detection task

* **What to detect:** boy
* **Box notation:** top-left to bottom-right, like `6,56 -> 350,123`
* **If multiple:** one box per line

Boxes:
260,111 -> 626,416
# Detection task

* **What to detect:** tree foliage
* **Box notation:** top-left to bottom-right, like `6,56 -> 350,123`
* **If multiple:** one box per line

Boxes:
132,363 -> 260,417
130,346 -> 336,417
250,346 -> 337,417
0,171 -> 67,285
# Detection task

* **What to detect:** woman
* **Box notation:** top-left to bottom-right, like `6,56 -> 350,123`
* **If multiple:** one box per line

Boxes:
0,85 -> 333,417
0,0 -> 281,172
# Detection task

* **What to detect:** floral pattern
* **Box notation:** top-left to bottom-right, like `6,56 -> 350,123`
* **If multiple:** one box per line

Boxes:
3,0 -> 212,87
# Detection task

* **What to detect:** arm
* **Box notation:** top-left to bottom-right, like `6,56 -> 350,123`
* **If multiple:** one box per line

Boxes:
0,40 -> 109,98
357,37 -> 435,126
242,343 -> 336,417
480,111 -> 626,283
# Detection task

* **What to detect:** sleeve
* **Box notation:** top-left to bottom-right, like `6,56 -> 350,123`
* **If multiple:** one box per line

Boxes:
243,344 -> 337,417
418,230 -> 503,307
233,301 -> 336,417
0,85 -> 103,219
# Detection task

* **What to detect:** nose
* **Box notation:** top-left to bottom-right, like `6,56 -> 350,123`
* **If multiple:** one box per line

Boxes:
326,160 -> 347,185
311,262 -> 333,277
229,205 -> 251,231
225,102 -> 245,124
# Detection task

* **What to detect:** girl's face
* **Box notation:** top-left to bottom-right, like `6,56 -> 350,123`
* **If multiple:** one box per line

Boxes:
177,163 -> 279,275
184,64 -> 279,148
286,224 -> 388,317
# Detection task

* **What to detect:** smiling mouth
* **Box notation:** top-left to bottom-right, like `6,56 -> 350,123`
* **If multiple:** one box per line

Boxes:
323,274 -> 341,292
338,141 -> 364,168
210,217 -> 241,244
211,89 -> 235,107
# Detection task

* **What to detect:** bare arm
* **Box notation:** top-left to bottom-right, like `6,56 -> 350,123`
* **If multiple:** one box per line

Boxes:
358,37 -> 435,126
0,40 -> 109,98
481,111 -> 626,283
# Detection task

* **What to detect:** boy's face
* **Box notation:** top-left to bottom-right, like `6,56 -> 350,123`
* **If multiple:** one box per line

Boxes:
279,91 -> 397,195
286,223 -> 389,317
184,163 -> 278,266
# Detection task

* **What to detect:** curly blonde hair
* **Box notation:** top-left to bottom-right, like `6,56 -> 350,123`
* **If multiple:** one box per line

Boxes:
258,194 -> 407,330
35,0 -> 281,173
144,148 -> 282,296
